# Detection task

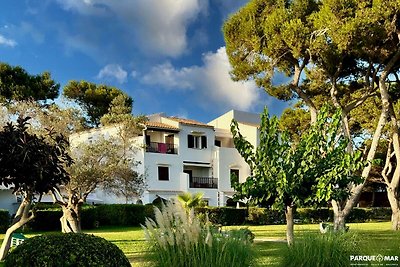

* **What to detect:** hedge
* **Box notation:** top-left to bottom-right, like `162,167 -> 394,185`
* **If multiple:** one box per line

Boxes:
0,209 -> 10,233
27,204 -> 155,231
246,207 -> 392,225
23,205 -> 393,231
95,204 -> 154,226
195,207 -> 247,225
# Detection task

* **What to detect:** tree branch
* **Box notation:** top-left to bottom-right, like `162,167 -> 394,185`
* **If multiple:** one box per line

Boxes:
382,139 -> 394,186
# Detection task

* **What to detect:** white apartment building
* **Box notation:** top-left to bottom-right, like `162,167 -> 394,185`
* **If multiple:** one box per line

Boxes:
0,110 -> 260,212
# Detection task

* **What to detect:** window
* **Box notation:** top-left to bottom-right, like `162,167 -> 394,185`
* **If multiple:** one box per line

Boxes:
214,140 -> 221,147
230,169 -> 239,184
145,135 -> 151,146
188,135 -> 207,149
158,166 -> 169,181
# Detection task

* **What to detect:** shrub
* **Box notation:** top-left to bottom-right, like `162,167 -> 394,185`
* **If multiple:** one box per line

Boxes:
143,202 -> 254,267
95,204 -> 147,226
281,233 -> 360,267
195,207 -> 247,225
247,207 -> 284,225
4,233 -> 130,267
28,209 -> 62,231
0,209 -> 10,233
295,208 -> 331,223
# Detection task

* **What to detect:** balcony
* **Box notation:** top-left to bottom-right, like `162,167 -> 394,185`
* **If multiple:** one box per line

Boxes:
189,176 -> 218,189
146,142 -> 178,154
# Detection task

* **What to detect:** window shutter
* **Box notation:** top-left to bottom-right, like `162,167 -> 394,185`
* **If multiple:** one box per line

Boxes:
201,136 -> 207,148
188,135 -> 194,148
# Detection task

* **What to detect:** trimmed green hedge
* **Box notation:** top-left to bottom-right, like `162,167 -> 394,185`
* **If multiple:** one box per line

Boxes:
28,204 -> 155,231
95,204 -> 154,226
24,204 -> 392,231
0,209 -> 10,233
195,207 -> 247,225
246,207 -> 391,225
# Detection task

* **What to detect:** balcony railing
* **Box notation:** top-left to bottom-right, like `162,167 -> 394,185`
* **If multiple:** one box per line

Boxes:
189,176 -> 218,189
146,142 -> 178,154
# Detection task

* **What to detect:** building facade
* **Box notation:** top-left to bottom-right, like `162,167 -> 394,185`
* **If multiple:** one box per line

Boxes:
70,110 -> 260,207
0,110 -> 260,213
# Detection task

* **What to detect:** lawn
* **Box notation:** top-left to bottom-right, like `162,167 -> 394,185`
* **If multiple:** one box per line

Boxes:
0,222 -> 399,266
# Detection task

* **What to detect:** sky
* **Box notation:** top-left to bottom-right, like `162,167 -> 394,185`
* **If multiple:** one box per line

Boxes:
0,0 -> 288,123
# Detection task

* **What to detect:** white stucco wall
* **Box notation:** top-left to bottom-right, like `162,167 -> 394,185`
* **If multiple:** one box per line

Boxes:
0,189 -> 18,214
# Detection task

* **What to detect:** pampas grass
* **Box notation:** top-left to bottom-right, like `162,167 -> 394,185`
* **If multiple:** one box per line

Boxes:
142,201 -> 254,267
281,232 -> 360,267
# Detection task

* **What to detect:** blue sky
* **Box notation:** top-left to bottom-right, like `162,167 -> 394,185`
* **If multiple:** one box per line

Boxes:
0,0 -> 288,123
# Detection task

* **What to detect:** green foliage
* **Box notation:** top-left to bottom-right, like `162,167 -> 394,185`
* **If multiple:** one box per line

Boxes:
177,192 -> 205,209
231,105 -> 364,209
195,207 -> 247,226
0,117 -> 72,195
247,207 -> 285,225
0,210 -> 10,233
143,201 -> 254,267
223,0 -> 318,100
279,104 -> 311,143
0,62 -> 59,102
27,204 -> 155,231
246,207 -> 392,225
281,232 -> 360,267
4,233 -> 130,267
63,80 -> 133,126
95,204 -> 151,226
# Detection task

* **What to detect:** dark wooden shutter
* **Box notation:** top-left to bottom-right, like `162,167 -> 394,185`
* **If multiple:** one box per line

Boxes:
201,135 -> 207,148
188,134 -> 194,148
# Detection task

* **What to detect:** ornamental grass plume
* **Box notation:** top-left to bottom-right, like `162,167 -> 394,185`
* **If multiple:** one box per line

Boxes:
142,200 -> 254,267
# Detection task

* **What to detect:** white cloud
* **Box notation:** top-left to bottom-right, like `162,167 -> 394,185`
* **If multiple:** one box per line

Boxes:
97,64 -> 128,84
141,47 -> 260,111
56,0 -> 207,57
0,34 -> 17,47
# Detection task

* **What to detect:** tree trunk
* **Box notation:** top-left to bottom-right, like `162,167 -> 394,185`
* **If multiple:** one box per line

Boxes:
285,205 -> 294,246
388,105 -> 400,231
60,204 -> 81,233
331,106 -> 387,230
332,200 -> 346,231
387,189 -> 400,230
0,196 -> 34,260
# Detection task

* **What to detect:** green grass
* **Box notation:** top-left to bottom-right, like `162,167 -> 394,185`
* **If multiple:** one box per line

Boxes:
0,222 -> 399,266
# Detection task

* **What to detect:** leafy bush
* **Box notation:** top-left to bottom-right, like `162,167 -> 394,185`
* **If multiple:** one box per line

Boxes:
28,209 -> 63,231
4,233 -> 130,267
96,204 -> 148,226
27,204 -> 156,231
195,207 -> 247,225
0,209 -> 10,233
247,207 -> 284,225
281,233 -> 360,267
143,202 -> 254,267
295,208 -> 331,223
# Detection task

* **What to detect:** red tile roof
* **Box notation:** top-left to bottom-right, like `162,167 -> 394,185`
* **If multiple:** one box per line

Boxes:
145,121 -> 180,131
168,117 -> 214,128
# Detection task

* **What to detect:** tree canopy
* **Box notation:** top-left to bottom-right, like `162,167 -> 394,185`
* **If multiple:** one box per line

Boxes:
0,117 -> 72,260
0,62 -> 59,102
231,106 -> 364,244
63,80 -> 133,127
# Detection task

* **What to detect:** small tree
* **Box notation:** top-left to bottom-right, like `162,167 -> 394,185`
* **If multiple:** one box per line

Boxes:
52,127 -> 145,232
0,117 -> 72,260
231,106 -> 364,245
177,192 -> 205,210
